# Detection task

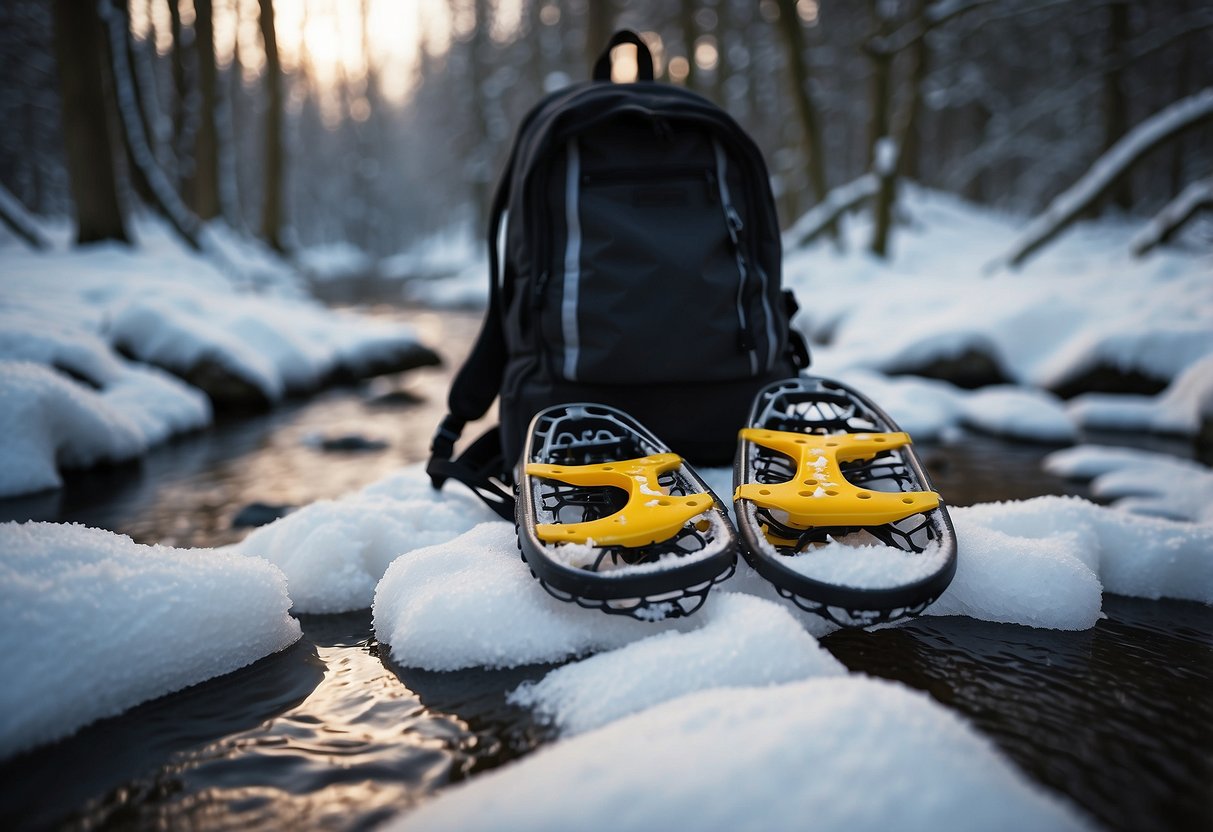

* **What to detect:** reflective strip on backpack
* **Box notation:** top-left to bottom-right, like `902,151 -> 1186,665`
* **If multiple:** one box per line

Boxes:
561,138 -> 582,381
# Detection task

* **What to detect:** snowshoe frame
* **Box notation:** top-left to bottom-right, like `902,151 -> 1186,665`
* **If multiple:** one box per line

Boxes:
517,403 -> 737,621
734,377 -> 958,627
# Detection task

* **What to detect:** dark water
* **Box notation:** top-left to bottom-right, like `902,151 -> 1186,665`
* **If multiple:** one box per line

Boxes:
1,307 -> 1210,831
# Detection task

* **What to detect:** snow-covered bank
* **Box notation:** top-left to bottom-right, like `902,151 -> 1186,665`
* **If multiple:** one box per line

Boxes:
0,522 -> 300,759
0,360 -> 209,496
785,189 -> 1212,438
0,219 -> 437,498
385,676 -> 1092,832
1045,444 -> 1213,522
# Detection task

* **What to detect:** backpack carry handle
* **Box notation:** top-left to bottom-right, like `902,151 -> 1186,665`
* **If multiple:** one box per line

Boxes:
592,30 -> 656,82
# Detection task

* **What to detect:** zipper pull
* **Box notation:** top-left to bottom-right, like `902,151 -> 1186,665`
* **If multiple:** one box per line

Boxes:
533,270 -> 550,309
725,206 -> 744,246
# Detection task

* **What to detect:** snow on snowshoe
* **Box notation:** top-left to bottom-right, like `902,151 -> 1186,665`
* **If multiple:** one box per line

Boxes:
733,377 -> 957,627
516,403 -> 738,621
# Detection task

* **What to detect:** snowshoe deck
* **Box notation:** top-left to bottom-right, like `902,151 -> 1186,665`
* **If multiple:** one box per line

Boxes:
734,377 -> 957,627
517,404 -> 737,621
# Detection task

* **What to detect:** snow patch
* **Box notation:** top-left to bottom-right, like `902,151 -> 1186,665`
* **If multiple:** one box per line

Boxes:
385,676 -> 1092,832
234,464 -> 500,614
373,522 -> 670,670
508,592 -> 845,737
1045,445 -> 1213,523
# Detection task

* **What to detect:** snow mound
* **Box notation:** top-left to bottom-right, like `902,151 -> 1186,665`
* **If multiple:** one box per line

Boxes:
385,676 -> 1091,832
109,291 -> 423,401
0,522 -> 300,759
961,385 -> 1076,443
0,360 -> 209,498
933,496 -> 1213,628
1068,354 -> 1213,437
235,466 -> 500,614
374,522 -> 666,670
508,592 -> 845,736
1045,445 -> 1213,523
831,370 -> 963,441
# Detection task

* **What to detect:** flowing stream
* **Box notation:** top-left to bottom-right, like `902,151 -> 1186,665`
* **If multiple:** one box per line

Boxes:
0,306 -> 1209,832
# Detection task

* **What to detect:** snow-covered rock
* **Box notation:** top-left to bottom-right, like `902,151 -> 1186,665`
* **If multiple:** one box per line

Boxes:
1067,354 -> 1213,436
0,522 -> 300,759
374,522 -> 660,670
385,677 -> 1092,832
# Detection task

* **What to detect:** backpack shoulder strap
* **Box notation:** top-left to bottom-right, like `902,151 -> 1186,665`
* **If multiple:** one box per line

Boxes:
425,149 -> 517,520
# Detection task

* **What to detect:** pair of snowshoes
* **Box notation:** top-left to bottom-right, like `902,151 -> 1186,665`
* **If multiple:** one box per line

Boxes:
515,377 -> 958,627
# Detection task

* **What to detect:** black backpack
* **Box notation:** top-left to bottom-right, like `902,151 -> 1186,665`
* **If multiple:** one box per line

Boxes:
428,31 -> 808,518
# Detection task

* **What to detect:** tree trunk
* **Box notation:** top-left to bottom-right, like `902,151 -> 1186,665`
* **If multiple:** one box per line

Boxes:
167,0 -> 190,190
867,0 -> 896,258
52,0 -> 130,244
585,0 -> 614,68
0,182 -> 51,249
259,0 -> 285,251
679,0 -> 698,90
1102,0 -> 1132,210
103,0 -> 203,250
775,0 -> 828,206
896,0 -> 931,182
187,0 -> 220,220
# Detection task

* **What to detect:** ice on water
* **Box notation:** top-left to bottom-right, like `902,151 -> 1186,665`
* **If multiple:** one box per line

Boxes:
0,522 -> 299,758
385,676 -> 1092,832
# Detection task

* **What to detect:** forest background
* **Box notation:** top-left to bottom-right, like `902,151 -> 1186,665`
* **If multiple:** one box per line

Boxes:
1,0 -> 1211,268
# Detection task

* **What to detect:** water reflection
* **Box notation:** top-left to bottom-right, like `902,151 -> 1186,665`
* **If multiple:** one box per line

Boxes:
825,596 -> 1213,832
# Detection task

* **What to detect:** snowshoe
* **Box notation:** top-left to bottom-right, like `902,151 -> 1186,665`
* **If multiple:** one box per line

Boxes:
516,403 -> 738,621
733,377 -> 957,627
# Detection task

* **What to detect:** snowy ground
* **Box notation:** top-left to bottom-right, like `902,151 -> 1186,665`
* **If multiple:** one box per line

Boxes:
0,219 -> 433,498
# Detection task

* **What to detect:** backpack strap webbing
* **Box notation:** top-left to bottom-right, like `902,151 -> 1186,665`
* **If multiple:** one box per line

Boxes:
426,145 -> 517,519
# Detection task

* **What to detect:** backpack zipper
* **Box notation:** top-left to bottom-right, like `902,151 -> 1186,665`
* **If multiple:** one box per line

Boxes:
713,140 -> 759,374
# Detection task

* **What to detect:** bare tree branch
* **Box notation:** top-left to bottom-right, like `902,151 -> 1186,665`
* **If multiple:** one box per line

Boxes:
1131,177 -> 1213,257
0,181 -> 51,249
992,89 -> 1213,270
